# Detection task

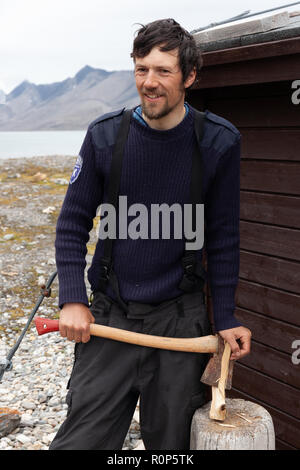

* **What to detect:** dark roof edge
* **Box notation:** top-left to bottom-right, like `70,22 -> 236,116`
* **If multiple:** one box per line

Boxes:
195,25 -> 300,53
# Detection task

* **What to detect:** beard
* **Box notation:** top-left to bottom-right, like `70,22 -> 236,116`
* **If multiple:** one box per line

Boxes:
141,97 -> 170,120
140,86 -> 185,121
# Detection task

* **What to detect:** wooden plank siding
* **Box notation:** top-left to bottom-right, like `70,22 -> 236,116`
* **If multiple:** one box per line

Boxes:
196,54 -> 300,88
240,192 -> 300,229
190,63 -> 300,448
200,36 -> 300,67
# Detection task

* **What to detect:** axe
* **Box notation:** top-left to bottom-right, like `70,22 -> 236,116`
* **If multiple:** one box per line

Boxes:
34,317 -> 234,421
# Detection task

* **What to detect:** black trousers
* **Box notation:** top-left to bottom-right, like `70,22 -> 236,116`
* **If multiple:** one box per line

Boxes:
49,290 -> 211,450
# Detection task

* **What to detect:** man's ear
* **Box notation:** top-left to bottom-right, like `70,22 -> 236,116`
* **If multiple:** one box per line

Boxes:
184,67 -> 197,89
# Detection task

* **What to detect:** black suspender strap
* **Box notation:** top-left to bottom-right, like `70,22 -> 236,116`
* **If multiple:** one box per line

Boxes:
178,109 -> 207,293
98,109 -> 132,312
191,109 -> 205,232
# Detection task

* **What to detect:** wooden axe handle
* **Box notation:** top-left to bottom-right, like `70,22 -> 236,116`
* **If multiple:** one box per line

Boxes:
34,317 -> 218,354
209,341 -> 232,421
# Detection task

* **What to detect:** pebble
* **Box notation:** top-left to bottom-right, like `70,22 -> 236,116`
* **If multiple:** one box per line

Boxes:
20,414 -> 35,427
22,400 -> 36,410
42,206 -> 56,214
3,234 -> 14,241
51,178 -> 69,185
15,433 -> 32,444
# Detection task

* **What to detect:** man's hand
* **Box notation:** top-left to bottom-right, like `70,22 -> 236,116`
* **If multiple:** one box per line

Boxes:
59,303 -> 95,343
218,326 -> 252,361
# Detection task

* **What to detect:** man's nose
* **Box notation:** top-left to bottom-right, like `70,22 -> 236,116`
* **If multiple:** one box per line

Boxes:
144,70 -> 159,88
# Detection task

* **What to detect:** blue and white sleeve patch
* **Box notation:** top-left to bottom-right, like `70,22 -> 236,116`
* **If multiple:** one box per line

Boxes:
70,155 -> 83,184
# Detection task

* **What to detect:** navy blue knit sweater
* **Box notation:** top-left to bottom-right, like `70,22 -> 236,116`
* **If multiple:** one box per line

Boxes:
55,104 -> 242,331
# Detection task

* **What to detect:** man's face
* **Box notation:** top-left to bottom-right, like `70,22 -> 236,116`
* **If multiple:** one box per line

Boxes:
134,46 -> 193,121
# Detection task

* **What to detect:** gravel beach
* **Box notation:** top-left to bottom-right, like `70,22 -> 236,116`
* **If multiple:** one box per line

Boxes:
0,155 -> 144,450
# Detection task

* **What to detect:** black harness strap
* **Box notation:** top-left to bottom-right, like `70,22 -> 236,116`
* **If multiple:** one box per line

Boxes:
98,109 -> 132,312
97,107 -> 206,312
178,109 -> 207,293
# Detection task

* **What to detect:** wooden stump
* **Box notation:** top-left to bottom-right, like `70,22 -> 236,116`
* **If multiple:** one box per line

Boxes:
190,399 -> 275,450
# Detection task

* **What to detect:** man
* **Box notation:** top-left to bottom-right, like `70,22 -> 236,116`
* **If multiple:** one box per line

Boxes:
49,18 -> 251,450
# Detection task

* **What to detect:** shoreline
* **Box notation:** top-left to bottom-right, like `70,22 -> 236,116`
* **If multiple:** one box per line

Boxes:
0,153 -> 77,165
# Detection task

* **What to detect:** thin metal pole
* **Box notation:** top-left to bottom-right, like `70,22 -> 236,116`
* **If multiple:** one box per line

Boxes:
0,270 -> 58,381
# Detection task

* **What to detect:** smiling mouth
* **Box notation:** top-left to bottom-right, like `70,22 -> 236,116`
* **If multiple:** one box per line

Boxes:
144,93 -> 164,102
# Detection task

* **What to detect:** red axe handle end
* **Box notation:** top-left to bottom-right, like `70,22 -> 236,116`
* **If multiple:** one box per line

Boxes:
34,317 -> 59,335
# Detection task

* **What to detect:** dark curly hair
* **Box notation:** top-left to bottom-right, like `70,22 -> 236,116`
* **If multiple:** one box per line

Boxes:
130,18 -> 203,89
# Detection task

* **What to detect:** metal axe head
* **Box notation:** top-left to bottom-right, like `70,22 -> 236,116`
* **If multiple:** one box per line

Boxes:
200,335 -> 234,390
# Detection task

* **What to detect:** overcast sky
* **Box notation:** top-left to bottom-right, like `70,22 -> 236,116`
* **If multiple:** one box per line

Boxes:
0,0 -> 298,93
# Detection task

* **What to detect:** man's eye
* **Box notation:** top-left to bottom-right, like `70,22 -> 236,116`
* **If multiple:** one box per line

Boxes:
136,68 -> 146,73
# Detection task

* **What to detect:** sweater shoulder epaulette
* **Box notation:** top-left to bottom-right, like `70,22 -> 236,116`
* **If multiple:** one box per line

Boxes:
88,107 -> 125,131
204,110 -> 240,138
87,107 -> 127,150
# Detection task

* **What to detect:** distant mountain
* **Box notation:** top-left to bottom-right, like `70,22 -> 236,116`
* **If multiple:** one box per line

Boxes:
0,90 -> 5,105
0,66 -> 139,130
